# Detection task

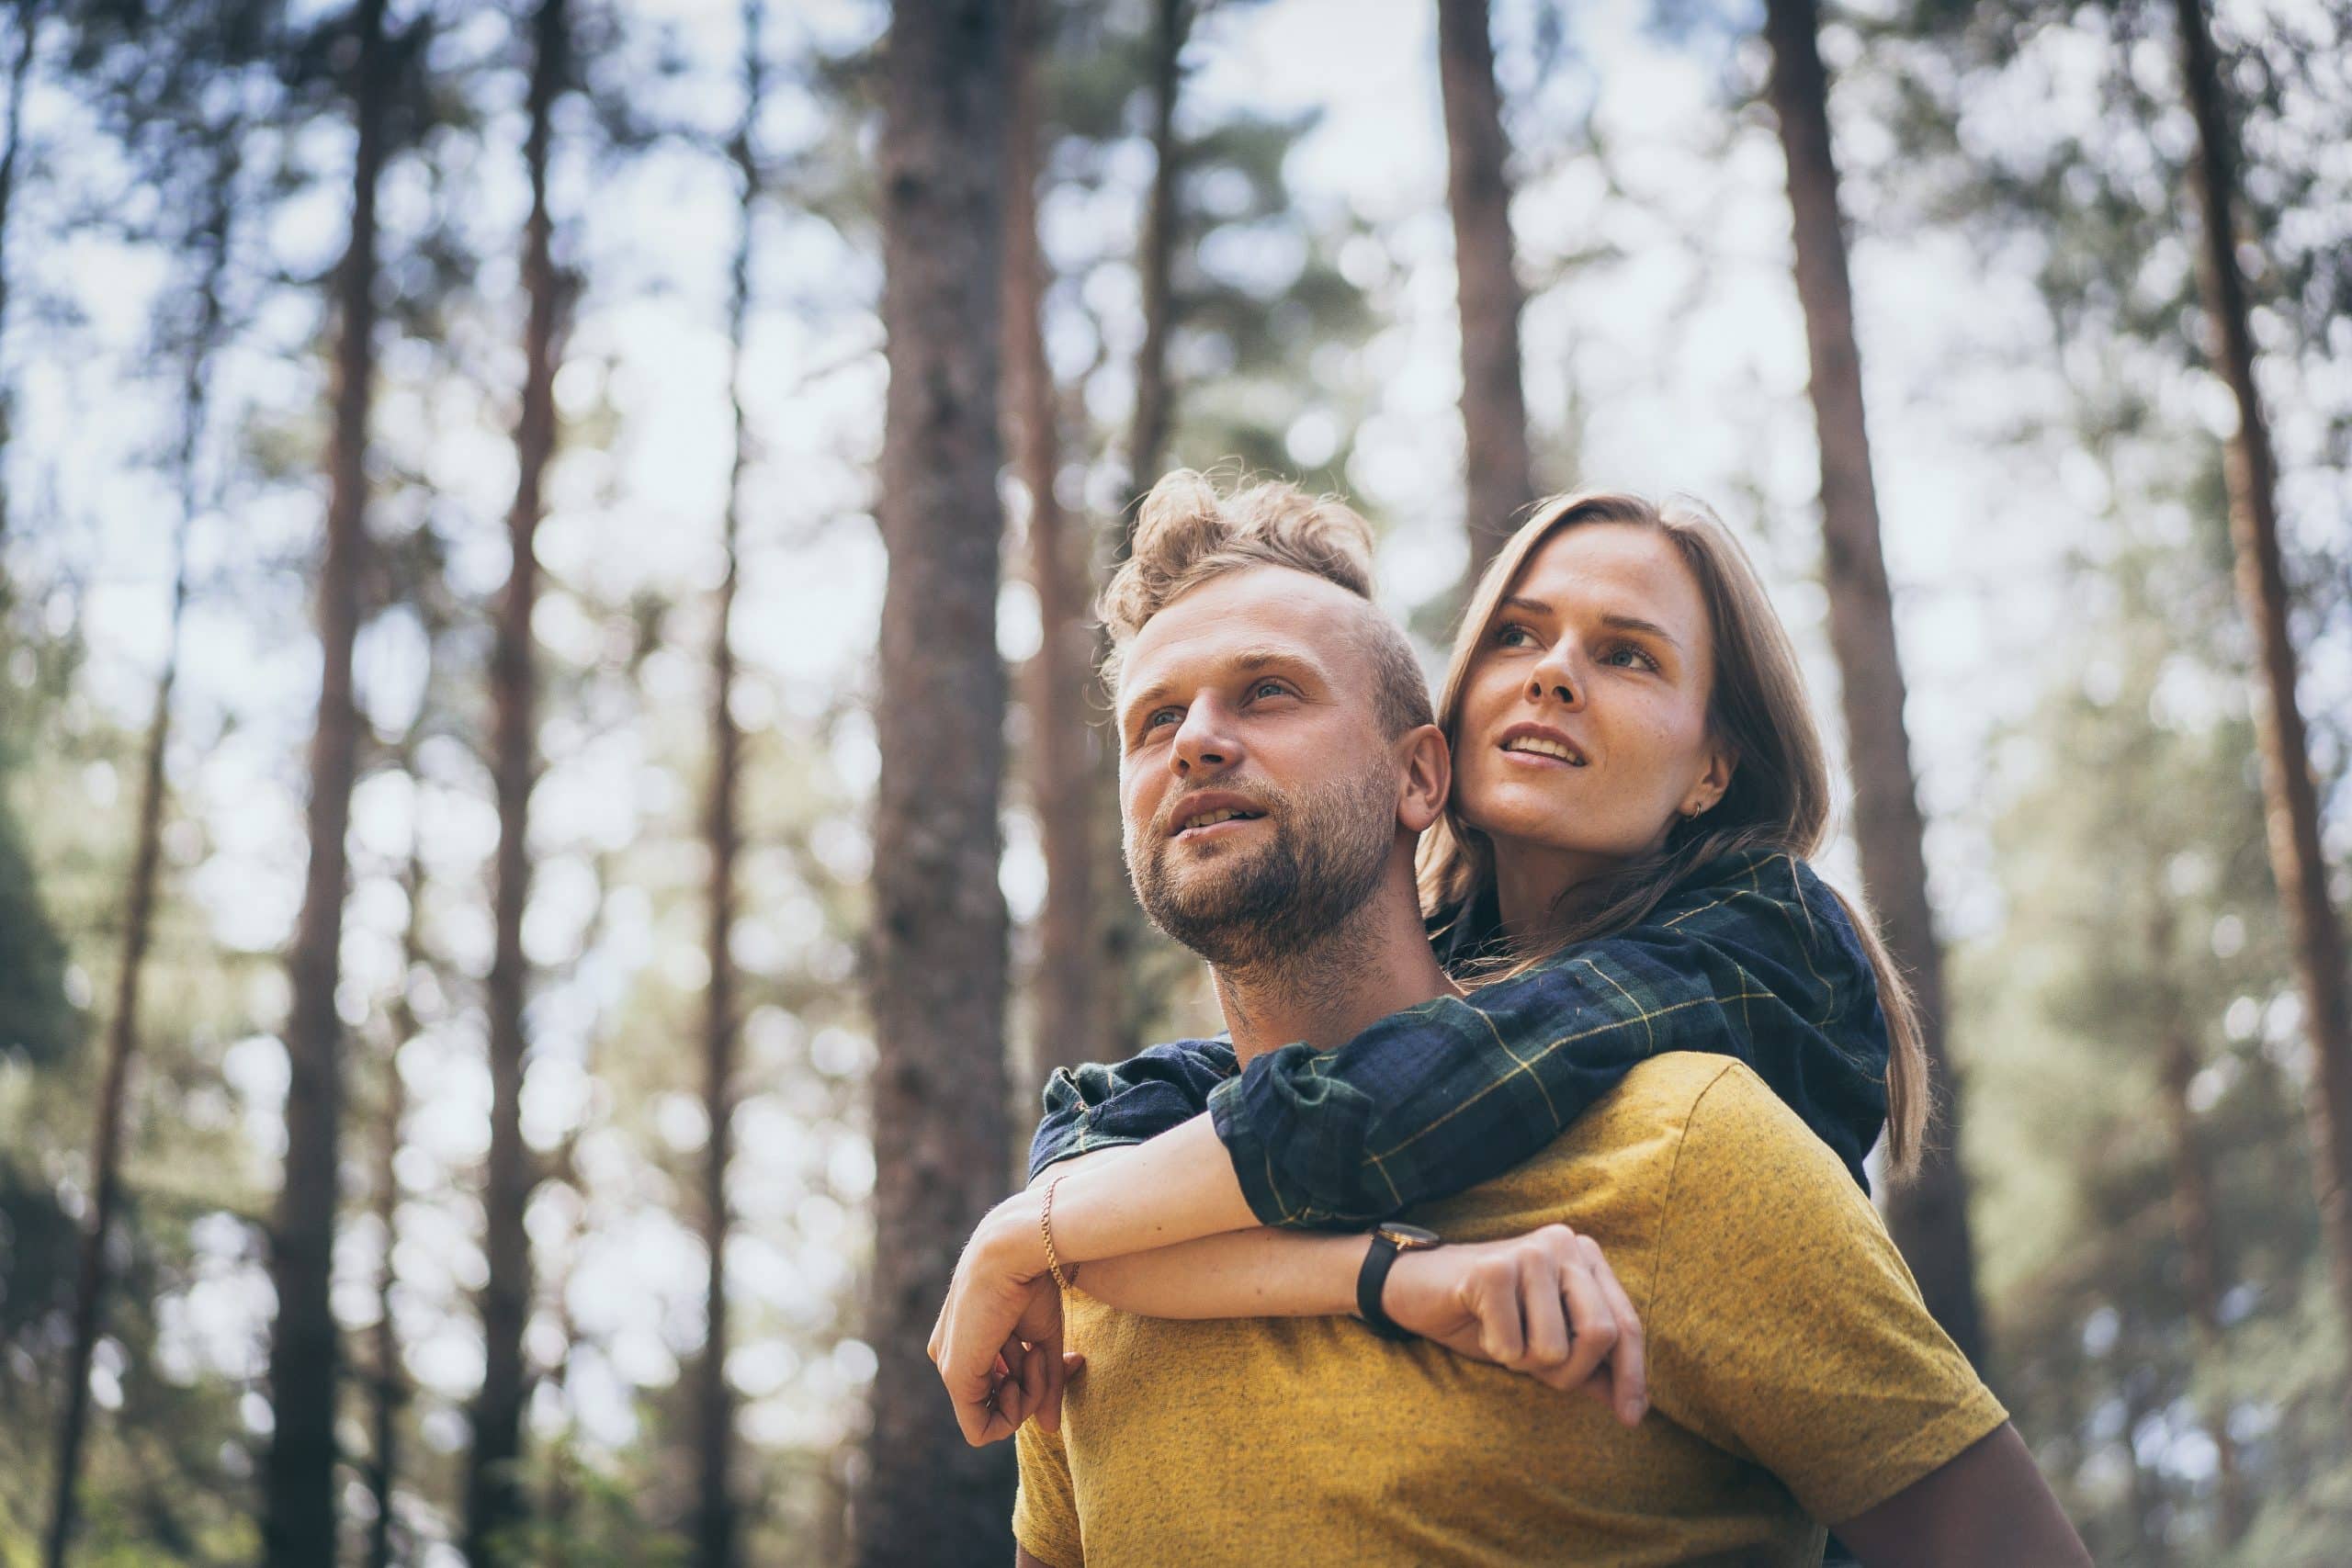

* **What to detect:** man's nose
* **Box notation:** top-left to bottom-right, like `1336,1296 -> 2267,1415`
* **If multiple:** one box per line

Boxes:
1170,699 -> 1240,775
1527,643 -> 1585,708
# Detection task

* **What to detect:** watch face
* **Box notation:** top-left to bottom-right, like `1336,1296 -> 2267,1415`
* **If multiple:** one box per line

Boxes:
1380,1223 -> 1442,1249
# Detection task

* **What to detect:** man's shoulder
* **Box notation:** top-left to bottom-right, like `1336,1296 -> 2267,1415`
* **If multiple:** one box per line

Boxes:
1420,1055 -> 1855,1225
1407,1054 -> 1758,1242
1532,1052 -> 1782,1170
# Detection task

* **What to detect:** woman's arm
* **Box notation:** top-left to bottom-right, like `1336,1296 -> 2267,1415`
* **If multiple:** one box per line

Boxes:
1209,856 -> 1891,1224
1033,855 -> 1887,1228
1078,1225 -> 1646,1416
936,1145 -> 1647,1441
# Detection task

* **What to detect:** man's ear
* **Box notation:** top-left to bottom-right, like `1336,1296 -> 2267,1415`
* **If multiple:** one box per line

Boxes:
1396,724 -> 1451,834
1682,740 -> 1736,818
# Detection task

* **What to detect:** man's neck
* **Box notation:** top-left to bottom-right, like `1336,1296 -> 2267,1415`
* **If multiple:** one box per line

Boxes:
1213,865 -> 1455,1067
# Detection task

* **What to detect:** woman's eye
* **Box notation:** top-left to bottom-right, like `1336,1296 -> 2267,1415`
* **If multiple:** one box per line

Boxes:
1602,645 -> 1657,671
1495,623 -> 1534,648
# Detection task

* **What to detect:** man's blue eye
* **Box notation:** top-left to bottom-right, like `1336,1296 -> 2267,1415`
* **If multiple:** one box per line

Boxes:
1254,682 -> 1290,699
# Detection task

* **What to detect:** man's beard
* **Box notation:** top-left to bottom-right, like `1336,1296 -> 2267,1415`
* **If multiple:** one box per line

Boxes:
1129,763 -> 1397,972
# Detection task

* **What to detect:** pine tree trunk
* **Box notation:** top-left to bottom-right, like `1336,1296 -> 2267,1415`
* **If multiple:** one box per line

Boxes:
696,7 -> 761,1562
468,2 -> 567,1558
1760,0 -> 1987,1370
1004,0 -> 1098,1089
367,844 -> 423,1568
1125,0 -> 1187,518
542,853 -> 610,1568
1091,0 -> 1193,1071
2170,0 -> 2352,1381
2158,1032 -> 2245,1540
45,135 -> 233,1568
265,3 -> 390,1560
0,2 -> 36,555
1436,0 -> 1533,592
857,1 -> 1013,1562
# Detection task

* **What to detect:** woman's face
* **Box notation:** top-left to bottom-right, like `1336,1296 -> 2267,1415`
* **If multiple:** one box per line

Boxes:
1452,522 -> 1734,890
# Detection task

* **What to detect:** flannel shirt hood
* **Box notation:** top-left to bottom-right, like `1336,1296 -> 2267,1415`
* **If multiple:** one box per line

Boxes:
1030,849 -> 1892,1226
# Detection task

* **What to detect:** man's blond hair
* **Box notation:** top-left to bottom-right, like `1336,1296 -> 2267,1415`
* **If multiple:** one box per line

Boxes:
1097,469 -> 1433,739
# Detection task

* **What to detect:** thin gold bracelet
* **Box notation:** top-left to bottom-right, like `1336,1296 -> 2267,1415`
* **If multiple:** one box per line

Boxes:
1040,1174 -> 1071,1292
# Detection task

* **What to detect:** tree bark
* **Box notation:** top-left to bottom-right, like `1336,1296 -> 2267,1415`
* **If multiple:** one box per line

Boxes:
264,2 -> 390,1560
696,6 -> 762,1563
45,131 -> 234,1568
467,1 -> 567,1559
1124,0 -> 1188,521
1760,0 -> 1987,1370
1091,0 -> 1194,1072
542,852 -> 611,1568
857,1 -> 1013,1562
367,843 -> 424,1568
2170,0 -> 2352,1382
1436,0 -> 1534,592
0,1 -> 37,556
2157,1029 -> 2245,1540
1003,0 -> 1098,1089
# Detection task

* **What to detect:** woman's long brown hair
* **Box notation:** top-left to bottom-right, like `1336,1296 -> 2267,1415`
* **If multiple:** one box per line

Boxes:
1416,491 -> 1928,1178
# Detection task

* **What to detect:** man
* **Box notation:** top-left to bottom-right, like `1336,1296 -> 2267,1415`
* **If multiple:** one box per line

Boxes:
937,474 -> 2087,1564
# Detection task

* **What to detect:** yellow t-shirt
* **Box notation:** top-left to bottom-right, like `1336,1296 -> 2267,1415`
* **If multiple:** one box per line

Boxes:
1012,1054 -> 2006,1567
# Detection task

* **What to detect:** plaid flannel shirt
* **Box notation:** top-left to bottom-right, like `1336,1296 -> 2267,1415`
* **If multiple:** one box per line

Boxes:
1028,849 -> 1891,1227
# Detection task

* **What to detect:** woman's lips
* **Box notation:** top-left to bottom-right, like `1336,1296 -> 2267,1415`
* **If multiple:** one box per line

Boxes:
1498,747 -> 1583,770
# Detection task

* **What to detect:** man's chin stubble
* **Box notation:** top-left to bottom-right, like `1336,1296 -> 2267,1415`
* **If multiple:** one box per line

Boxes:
1134,787 -> 1393,973
1136,840 -> 1303,968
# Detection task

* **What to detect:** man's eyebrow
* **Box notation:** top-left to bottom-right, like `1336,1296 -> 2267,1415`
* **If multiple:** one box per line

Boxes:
1119,648 -> 1329,726
1225,647 -> 1329,679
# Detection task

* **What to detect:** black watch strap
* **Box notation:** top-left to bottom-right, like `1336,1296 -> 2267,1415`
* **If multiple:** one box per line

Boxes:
1356,1227 -> 1430,1341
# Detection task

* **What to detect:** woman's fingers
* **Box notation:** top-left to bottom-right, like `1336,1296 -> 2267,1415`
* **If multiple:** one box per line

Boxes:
1550,1235 -> 1617,1392
1583,1234 -> 1649,1424
1471,1256 -> 1527,1365
981,1336 -> 1027,1438
1421,1228 -> 1649,1415
1516,1253 -> 1574,1374
1011,1335 -> 1051,1434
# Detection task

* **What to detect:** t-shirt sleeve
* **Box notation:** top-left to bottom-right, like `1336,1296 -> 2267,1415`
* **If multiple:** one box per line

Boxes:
1645,1063 -> 2009,1526
1012,1417 -> 1084,1567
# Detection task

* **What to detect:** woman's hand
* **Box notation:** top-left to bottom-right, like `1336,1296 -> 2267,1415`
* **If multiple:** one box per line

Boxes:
927,1190 -> 1068,1445
1382,1224 -> 1649,1427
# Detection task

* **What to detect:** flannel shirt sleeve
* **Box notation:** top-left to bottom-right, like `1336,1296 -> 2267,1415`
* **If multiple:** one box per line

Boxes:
1027,1038 -> 1240,1184
1204,855 -> 1892,1227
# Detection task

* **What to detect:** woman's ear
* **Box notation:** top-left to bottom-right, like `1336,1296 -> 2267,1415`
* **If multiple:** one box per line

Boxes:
1682,740 -> 1736,818
1397,724 -> 1452,834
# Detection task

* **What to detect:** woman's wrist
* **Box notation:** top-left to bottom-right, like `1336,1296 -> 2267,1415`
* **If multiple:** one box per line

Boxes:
979,1190 -> 1051,1281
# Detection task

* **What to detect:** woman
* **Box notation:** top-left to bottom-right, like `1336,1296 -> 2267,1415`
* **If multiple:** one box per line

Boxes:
931,487 -> 1923,1435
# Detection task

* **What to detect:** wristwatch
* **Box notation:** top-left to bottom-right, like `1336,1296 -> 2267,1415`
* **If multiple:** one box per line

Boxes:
1356,1222 -> 1443,1341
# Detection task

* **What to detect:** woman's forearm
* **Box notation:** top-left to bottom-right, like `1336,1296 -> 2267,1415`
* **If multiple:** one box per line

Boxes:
1012,1113 -> 1258,1274
1069,1228 -> 1367,1319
